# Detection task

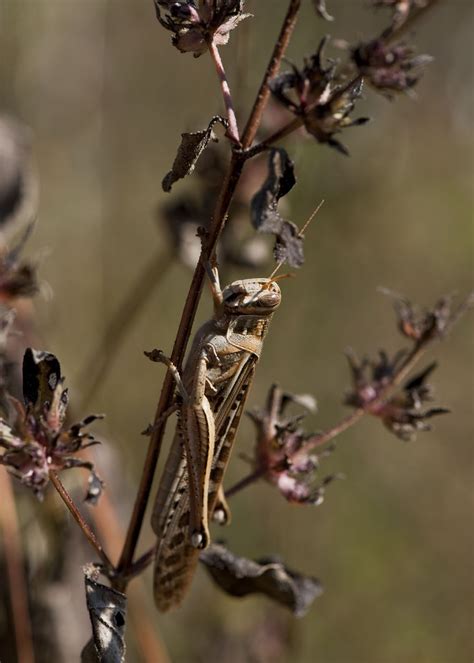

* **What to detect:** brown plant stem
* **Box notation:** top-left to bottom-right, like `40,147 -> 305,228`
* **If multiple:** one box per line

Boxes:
115,0 -> 303,588
0,469 -> 35,663
245,116 -> 304,158
241,0 -> 302,149
208,41 -> 240,144
49,470 -> 113,571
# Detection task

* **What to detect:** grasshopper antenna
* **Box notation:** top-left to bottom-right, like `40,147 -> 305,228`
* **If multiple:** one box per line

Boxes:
267,199 -> 325,282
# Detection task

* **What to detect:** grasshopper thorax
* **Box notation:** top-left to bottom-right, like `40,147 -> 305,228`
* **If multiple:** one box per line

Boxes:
222,279 -> 281,316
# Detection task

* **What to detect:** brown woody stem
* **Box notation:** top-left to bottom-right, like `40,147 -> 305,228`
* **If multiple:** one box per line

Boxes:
241,0 -> 302,149
245,116 -> 304,159
50,470 -> 113,571
115,0 -> 303,588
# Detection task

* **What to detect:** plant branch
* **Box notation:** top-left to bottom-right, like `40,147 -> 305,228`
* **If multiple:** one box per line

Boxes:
241,0 -> 302,149
245,116 -> 303,159
49,470 -> 113,572
208,41 -> 240,144
115,0 -> 303,586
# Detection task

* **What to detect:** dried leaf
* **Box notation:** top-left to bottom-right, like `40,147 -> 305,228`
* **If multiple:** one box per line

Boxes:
251,148 -> 304,268
312,0 -> 334,21
81,565 -> 127,663
22,348 -> 61,410
162,116 -> 228,192
200,543 -> 322,617
282,392 -> 317,414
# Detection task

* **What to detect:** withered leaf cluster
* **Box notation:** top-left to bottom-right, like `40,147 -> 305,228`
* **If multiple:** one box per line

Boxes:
247,384 -> 340,505
162,142 -> 271,269
251,148 -> 304,268
200,543 -> 322,617
154,0 -> 250,57
0,348 -> 103,501
270,38 -> 369,155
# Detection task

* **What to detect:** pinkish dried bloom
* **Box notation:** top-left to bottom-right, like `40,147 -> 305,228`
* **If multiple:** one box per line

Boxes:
154,0 -> 250,57
0,348 -> 103,501
248,385 -> 340,505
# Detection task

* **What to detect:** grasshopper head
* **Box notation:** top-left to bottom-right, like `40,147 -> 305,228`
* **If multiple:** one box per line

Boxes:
222,278 -> 281,316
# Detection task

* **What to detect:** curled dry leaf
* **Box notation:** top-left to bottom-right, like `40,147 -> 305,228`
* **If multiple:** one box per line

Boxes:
81,564 -> 127,663
251,148 -> 304,268
312,0 -> 334,21
162,116 -> 228,192
200,543 -> 322,617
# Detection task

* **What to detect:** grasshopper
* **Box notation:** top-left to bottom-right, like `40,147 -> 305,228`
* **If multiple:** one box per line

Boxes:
150,266 -> 282,611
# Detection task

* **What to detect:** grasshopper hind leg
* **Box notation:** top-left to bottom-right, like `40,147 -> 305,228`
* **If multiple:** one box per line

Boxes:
212,485 -> 232,526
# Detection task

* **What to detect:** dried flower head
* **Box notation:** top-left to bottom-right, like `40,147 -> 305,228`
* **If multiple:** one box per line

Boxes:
377,362 -> 449,441
344,348 -> 408,409
154,0 -> 250,57
381,289 -> 474,344
352,39 -> 432,97
0,348 -> 103,501
270,39 -> 369,155
247,385 -> 340,505
344,351 -> 449,441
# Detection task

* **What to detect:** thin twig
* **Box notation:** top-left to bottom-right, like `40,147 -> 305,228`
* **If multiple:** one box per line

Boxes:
49,470 -> 113,571
115,0 -> 303,587
245,116 -> 303,159
225,467 -> 266,499
208,41 -> 240,144
241,0 -> 302,149
0,469 -> 35,663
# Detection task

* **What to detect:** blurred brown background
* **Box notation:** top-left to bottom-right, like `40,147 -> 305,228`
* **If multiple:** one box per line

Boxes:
0,1 -> 473,662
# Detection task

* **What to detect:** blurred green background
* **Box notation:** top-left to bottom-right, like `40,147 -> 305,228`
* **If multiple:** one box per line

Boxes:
1,1 -> 473,661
